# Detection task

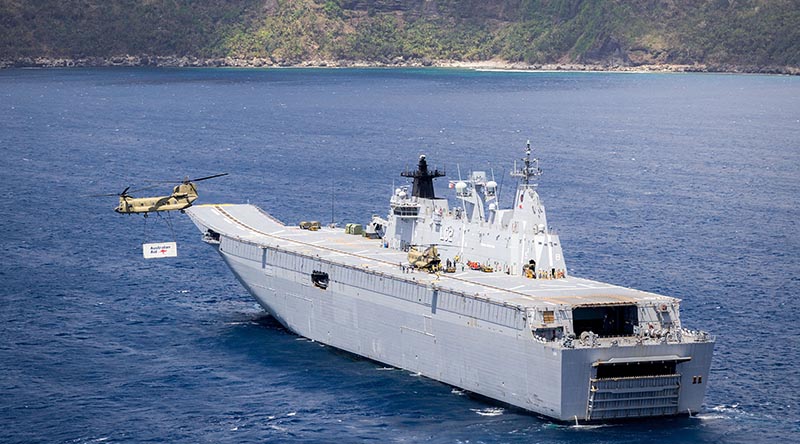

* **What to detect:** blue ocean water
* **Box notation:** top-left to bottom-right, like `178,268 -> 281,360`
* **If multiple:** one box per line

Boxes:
1,67 -> 798,443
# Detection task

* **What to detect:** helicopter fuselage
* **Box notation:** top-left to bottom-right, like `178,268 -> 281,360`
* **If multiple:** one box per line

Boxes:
115,183 -> 198,214
115,195 -> 198,214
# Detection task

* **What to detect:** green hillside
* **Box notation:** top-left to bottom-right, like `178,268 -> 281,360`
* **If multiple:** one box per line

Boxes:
1,0 -> 798,70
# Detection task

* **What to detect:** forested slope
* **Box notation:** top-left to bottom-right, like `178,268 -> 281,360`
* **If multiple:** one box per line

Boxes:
1,0 -> 797,70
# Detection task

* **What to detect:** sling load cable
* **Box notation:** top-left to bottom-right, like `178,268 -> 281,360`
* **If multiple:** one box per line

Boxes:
161,210 -> 178,244
140,211 -> 178,259
142,212 -> 148,243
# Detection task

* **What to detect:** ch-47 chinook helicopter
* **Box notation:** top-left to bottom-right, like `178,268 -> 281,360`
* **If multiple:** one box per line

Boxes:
100,173 -> 228,215
407,244 -> 442,272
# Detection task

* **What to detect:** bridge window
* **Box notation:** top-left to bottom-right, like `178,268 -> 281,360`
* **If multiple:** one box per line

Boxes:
393,206 -> 419,216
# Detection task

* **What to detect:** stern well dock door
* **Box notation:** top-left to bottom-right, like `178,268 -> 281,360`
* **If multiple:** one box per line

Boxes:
587,355 -> 691,420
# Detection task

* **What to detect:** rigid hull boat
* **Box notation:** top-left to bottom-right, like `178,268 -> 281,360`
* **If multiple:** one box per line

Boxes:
186,144 -> 714,421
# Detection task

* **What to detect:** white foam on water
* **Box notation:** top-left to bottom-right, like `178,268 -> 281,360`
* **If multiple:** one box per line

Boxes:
710,403 -> 742,414
569,424 -> 609,430
471,407 -> 504,417
695,414 -> 727,421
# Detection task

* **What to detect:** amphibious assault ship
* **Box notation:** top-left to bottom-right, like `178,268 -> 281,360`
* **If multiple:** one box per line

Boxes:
186,143 -> 714,422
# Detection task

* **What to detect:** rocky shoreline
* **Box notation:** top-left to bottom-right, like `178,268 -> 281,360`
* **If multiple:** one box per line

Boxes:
2,55 -> 797,75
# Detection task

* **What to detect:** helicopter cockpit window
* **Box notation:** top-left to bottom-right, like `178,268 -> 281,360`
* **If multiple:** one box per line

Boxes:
311,270 -> 329,290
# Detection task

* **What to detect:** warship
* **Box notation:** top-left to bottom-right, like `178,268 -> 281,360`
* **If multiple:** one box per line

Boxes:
186,143 -> 714,422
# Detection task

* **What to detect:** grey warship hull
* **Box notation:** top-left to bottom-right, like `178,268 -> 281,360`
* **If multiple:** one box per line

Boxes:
186,204 -> 714,422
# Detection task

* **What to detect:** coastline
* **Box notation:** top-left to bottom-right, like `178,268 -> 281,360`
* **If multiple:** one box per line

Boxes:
2,55 -> 797,76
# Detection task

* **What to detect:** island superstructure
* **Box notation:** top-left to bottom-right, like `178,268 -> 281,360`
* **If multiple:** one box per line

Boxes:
186,143 -> 714,422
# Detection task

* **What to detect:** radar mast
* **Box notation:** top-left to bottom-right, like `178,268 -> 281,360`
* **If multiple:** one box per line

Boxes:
510,140 -> 542,187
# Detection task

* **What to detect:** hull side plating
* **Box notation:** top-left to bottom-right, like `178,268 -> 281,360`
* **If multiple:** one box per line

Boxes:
206,230 -> 712,421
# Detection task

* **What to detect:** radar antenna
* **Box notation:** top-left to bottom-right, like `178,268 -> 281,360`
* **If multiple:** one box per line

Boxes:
510,140 -> 542,186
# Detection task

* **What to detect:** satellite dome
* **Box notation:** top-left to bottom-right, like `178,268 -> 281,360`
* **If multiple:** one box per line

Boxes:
486,180 -> 498,189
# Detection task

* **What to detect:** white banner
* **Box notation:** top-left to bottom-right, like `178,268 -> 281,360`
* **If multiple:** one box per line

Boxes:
143,242 -> 178,259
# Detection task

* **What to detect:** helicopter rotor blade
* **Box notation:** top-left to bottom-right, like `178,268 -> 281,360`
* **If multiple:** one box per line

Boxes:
143,173 -> 229,184
87,192 -> 123,197
190,172 -> 229,182
127,183 -> 164,194
86,186 -> 133,198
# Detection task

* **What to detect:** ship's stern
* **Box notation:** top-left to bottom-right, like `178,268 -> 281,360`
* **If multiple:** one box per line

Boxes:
558,337 -> 714,422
